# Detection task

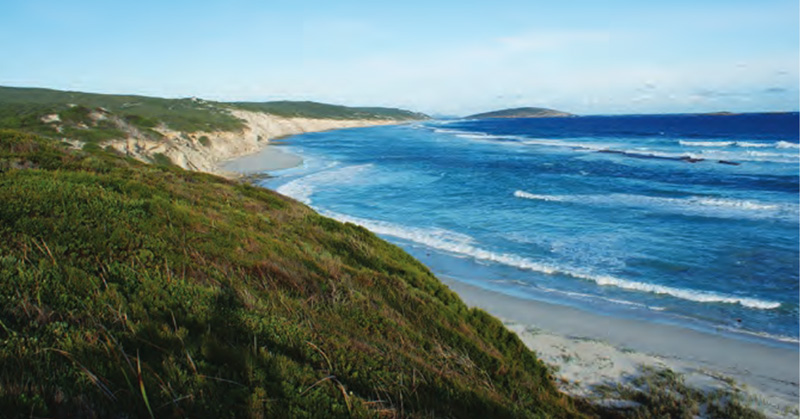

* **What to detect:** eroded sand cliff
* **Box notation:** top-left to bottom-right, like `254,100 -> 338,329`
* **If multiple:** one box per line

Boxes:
105,109 -> 398,177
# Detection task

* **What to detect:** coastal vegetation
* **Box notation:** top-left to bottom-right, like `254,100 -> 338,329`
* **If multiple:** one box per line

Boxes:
592,366 -> 766,419
0,129 -> 579,417
0,86 -> 244,136
0,86 -> 427,146
0,88 -> 771,417
230,101 -> 428,121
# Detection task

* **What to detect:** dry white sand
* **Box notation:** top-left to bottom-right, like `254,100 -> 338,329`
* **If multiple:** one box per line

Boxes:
441,277 -> 799,417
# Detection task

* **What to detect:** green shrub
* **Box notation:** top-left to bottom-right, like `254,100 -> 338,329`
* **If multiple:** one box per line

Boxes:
591,366 -> 766,419
150,152 -> 173,166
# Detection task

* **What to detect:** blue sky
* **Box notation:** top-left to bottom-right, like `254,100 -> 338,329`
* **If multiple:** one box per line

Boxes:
1,0 -> 797,115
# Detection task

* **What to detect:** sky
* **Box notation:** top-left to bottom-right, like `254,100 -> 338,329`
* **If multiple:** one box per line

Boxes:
0,0 -> 797,116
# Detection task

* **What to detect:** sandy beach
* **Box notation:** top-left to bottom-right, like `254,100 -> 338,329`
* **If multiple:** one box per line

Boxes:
441,277 -> 799,417
221,143 -> 303,174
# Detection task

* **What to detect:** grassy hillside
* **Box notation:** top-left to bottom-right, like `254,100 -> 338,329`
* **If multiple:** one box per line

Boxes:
0,129 -> 581,418
0,86 -> 428,145
0,86 -> 245,136
231,101 -> 428,121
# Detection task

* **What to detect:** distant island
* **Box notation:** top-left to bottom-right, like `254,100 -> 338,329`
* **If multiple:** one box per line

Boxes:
704,111 -> 738,116
466,107 -> 573,119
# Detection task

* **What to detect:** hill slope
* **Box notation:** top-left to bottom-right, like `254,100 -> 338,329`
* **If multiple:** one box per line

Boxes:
466,107 -> 573,119
0,86 -> 426,135
0,86 -> 428,175
0,130 -> 583,418
231,100 -> 428,121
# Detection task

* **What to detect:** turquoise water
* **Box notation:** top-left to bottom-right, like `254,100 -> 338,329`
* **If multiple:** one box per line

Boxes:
258,114 -> 799,347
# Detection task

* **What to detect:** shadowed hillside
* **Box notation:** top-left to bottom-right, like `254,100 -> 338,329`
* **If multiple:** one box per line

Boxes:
0,129 -> 582,418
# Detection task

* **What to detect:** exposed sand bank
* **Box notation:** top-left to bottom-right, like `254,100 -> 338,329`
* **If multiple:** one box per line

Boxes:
105,109 -> 400,177
442,277 -> 799,418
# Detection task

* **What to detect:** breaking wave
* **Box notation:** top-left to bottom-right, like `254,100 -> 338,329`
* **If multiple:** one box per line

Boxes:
433,127 -> 799,163
276,163 -> 373,205
322,211 -> 782,310
513,190 -> 794,220
680,139 -> 800,149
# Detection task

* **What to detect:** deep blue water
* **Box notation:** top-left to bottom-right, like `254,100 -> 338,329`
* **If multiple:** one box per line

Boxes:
259,113 -> 800,346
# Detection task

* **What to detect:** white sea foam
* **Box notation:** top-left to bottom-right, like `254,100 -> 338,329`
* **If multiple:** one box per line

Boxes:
513,190 -> 795,220
432,128 -> 469,135
679,140 -> 734,147
277,179 -> 314,204
434,131 -> 800,163
323,211 -> 782,310
734,141 -> 771,148
321,210 -> 477,251
776,140 -> 800,149
679,139 -> 800,150
521,139 -> 609,151
276,163 -> 373,205
455,133 -> 507,140
576,273 -> 781,309
513,190 -> 565,201
690,197 -> 779,211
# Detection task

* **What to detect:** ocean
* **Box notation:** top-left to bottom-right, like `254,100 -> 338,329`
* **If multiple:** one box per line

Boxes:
257,113 -> 800,347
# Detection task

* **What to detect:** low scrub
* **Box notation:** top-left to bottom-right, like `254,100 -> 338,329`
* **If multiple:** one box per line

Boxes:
590,366 -> 766,419
0,130 -> 578,418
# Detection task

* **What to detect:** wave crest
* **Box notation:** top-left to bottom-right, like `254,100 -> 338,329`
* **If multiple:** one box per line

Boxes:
276,163 -> 373,205
679,139 -> 800,150
679,140 -> 734,147
513,190 -> 565,201
513,190 -> 795,220
323,211 -> 782,310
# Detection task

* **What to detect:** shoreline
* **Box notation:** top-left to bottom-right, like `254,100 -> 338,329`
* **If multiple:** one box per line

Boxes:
220,143 -> 304,175
192,120 -> 798,416
210,113 -> 407,178
441,277 -> 799,417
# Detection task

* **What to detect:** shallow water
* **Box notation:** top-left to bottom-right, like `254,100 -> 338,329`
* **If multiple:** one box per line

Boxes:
258,113 -> 800,346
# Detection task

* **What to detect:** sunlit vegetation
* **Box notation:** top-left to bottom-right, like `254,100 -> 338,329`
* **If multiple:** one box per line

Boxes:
0,86 -> 427,147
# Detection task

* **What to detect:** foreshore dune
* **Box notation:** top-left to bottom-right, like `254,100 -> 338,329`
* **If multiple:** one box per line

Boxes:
105,109 -> 400,177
